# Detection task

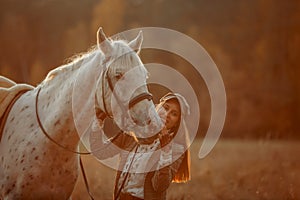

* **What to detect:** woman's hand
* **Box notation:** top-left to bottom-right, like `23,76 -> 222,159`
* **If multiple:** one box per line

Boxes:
158,127 -> 173,150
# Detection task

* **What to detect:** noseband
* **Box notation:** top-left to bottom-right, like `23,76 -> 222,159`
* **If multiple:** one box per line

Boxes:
34,62 -> 153,200
35,62 -> 153,154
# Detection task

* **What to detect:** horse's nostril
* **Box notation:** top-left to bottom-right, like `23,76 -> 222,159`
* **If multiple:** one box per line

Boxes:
146,119 -> 151,125
133,119 -> 139,124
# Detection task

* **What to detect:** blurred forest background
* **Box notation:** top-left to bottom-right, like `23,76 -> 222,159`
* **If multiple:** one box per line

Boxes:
0,0 -> 299,140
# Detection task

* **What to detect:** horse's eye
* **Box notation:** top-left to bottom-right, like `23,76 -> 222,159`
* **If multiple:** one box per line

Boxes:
115,73 -> 123,80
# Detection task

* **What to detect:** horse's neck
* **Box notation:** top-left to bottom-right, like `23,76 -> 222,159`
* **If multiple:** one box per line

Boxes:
38,64 -> 79,147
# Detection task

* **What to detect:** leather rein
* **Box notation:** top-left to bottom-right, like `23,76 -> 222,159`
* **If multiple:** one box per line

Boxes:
35,63 -> 153,200
0,90 -> 31,142
35,66 -> 153,155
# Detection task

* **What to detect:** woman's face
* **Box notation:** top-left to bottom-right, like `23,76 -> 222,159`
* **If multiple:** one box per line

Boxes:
158,99 -> 181,130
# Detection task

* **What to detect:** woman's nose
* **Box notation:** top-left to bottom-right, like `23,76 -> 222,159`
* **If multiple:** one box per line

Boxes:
166,111 -> 171,118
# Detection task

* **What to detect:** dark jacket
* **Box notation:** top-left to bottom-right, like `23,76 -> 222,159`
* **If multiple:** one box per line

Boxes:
90,131 -> 184,200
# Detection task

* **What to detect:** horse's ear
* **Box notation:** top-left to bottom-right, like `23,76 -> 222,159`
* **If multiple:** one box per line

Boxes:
97,27 -> 108,43
97,27 -> 112,54
129,30 -> 143,54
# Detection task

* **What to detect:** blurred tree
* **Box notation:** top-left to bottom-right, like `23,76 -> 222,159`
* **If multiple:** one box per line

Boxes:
0,0 -> 299,138
0,0 -> 98,84
91,0 -> 126,36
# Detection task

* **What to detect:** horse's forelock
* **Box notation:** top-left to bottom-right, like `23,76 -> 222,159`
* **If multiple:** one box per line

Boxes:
108,40 -> 147,76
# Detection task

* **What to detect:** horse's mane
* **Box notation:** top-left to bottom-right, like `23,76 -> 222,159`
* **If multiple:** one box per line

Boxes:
65,45 -> 98,64
44,46 -> 98,82
44,38 -> 148,83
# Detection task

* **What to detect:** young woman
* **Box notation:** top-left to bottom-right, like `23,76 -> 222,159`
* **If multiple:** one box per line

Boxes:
90,92 -> 191,200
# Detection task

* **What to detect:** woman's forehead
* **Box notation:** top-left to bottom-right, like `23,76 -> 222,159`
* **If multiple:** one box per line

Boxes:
164,100 -> 180,111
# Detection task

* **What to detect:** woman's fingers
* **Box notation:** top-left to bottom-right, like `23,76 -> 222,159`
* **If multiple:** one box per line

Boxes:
159,127 -> 172,147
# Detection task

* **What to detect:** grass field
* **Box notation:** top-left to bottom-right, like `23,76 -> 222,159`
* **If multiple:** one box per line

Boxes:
72,139 -> 300,200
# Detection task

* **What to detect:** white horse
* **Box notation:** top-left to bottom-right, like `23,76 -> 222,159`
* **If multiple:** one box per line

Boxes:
0,28 -> 162,199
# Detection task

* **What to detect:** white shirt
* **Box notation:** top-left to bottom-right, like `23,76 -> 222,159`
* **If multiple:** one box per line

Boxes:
118,138 -> 173,198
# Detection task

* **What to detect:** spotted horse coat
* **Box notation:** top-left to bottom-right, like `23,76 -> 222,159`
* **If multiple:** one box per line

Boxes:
0,28 -> 162,200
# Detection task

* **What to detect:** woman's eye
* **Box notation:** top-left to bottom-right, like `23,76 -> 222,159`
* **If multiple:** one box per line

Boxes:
172,112 -> 178,117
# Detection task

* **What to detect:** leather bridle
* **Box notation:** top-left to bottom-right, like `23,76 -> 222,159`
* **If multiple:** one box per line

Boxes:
35,60 -> 154,200
100,63 -> 153,125
35,61 -> 153,154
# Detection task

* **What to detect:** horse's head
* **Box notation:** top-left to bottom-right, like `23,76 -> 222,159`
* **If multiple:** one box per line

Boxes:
95,28 -> 163,138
